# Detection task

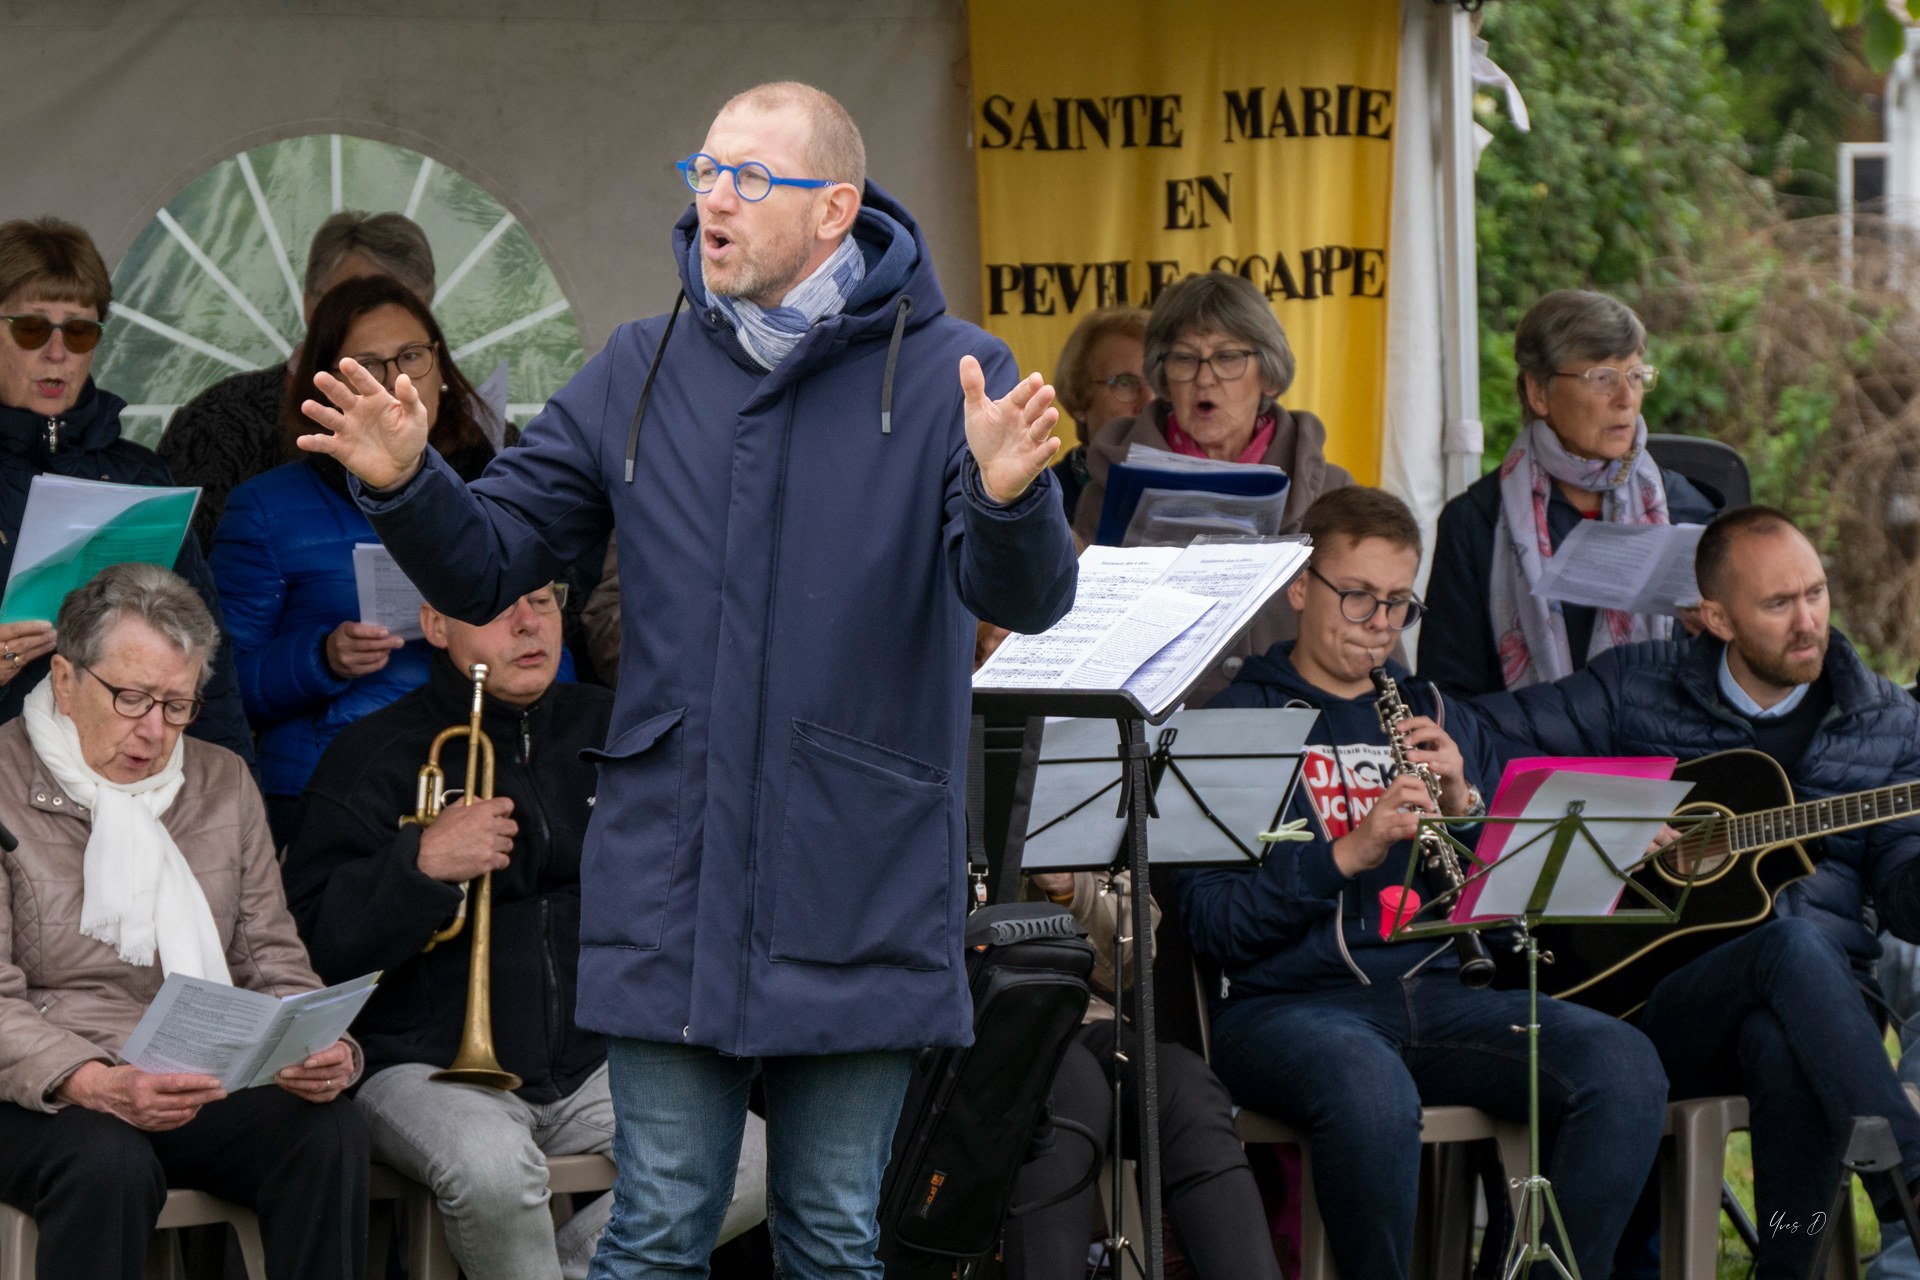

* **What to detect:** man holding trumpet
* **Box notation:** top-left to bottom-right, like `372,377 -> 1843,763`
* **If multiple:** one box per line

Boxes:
281,585 -> 766,1278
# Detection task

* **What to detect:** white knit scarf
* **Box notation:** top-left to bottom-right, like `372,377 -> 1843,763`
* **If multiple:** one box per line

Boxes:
22,680 -> 231,982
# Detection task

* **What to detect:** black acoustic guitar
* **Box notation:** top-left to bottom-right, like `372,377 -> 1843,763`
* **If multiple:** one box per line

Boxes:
1532,748 -> 1920,1019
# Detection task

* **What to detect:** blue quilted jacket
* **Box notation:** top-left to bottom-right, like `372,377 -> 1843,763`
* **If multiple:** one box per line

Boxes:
209,460 -> 438,799
1464,631 -> 1920,969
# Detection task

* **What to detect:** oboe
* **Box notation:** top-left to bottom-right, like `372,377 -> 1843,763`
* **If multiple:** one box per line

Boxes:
1369,666 -> 1497,988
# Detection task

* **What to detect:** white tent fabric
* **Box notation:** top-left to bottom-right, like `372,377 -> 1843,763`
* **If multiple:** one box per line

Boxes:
0,0 -> 1475,536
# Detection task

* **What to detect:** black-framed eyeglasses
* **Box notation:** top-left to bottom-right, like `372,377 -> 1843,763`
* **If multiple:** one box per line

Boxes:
676,153 -> 839,202
1100,372 -> 1148,397
3,313 -> 105,354
1161,348 -> 1257,383
344,343 -> 437,389
1308,566 -> 1425,630
1549,364 -> 1659,396
80,666 -> 203,726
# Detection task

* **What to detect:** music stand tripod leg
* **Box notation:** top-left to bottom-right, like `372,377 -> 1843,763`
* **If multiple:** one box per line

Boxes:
1500,917 -> 1581,1280
1116,717 -> 1165,1280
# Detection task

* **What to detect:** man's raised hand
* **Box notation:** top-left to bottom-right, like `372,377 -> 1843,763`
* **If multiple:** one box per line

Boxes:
296,358 -> 431,491
960,355 -> 1063,505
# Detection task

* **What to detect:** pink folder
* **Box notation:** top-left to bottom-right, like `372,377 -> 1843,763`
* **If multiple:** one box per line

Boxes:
1449,756 -> 1677,923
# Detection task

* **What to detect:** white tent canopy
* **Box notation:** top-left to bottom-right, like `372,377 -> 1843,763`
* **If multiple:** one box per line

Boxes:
0,0 -> 1480,551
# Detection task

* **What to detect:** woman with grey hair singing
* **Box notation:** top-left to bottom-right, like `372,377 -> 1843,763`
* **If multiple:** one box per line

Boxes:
0,562 -> 368,1280
1419,290 -> 1722,696
1071,271 -> 1353,699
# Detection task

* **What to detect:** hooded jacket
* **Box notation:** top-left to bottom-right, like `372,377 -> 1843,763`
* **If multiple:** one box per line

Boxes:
1178,646 -> 1504,1002
0,382 -> 254,764
354,185 -> 1077,1055
283,653 -> 608,1102
1463,631 -> 1920,970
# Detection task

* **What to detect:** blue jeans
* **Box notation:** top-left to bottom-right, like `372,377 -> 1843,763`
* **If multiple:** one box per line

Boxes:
1639,918 -> 1920,1280
587,1037 -> 912,1280
1210,973 -> 1667,1280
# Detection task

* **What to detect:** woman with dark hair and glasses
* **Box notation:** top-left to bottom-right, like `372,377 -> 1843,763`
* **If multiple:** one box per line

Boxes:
0,562 -> 368,1280
210,275 -> 509,844
1072,271 -> 1354,700
0,217 -> 255,760
1418,290 -> 1723,697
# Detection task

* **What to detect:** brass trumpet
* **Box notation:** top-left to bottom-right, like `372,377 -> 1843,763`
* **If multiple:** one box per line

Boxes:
397,662 -> 523,1091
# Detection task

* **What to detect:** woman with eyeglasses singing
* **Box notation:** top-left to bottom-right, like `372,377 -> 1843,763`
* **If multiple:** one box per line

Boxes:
1071,271 -> 1354,701
210,275 -> 514,845
1418,290 -> 1723,697
0,217 -> 256,761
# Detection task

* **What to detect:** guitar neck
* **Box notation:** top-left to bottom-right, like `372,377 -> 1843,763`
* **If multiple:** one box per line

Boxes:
1727,781 -> 1920,853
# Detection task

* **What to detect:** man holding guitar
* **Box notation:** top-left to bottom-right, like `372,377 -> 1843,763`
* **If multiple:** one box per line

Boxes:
1472,505 -> 1920,1280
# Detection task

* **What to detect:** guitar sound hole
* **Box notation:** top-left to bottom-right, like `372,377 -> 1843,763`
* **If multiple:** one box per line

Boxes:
1661,834 -> 1730,880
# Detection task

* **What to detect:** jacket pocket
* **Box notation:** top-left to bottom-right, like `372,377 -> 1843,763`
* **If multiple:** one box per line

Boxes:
769,720 -> 951,970
579,707 -> 686,951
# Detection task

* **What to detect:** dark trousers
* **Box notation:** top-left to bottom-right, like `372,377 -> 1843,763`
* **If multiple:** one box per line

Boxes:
1210,973 -> 1668,1280
0,1084 -> 369,1280
1001,1019 -> 1282,1280
1638,916 -> 1920,1280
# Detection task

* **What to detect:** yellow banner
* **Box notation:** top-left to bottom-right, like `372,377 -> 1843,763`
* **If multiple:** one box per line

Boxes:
967,0 -> 1398,482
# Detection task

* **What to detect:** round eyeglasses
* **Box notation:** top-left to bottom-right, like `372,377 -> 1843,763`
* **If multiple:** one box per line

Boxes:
81,666 -> 203,726
1100,372 -> 1148,397
1549,365 -> 1659,397
344,343 -> 436,389
676,153 -> 839,202
1307,566 -> 1425,630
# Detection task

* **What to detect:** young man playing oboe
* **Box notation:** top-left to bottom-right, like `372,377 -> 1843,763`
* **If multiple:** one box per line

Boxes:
1179,486 -> 1666,1280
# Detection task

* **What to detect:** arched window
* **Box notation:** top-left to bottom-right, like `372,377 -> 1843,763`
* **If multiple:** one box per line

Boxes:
96,134 -> 583,446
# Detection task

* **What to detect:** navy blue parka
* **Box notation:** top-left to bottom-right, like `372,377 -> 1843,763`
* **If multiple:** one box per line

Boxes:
353,186 -> 1077,1055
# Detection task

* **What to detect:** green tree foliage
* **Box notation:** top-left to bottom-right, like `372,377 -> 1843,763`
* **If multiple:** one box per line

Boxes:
1474,0 -> 1756,458
1723,0 -> 1875,211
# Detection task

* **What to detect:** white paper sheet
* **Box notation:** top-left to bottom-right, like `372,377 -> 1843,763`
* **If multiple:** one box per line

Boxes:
973,547 -> 1180,688
1531,521 -> 1707,614
119,972 -> 379,1092
1464,772 -> 1697,920
353,543 -> 426,640
1122,539 -> 1311,713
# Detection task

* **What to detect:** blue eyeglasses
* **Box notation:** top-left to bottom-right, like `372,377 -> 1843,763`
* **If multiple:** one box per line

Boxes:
676,153 -> 839,202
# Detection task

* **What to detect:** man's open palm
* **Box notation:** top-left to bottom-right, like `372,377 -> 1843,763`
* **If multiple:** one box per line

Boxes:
960,356 -> 1062,505
296,358 -> 431,491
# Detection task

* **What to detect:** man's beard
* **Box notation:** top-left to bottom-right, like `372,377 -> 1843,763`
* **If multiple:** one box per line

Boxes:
1735,628 -> 1828,689
701,224 -> 813,307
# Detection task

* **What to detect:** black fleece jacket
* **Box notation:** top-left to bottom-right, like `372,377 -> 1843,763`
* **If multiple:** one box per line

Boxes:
282,653 -> 611,1102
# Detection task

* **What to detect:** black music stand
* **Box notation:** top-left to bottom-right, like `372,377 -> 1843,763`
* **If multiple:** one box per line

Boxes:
973,697 -> 1312,1280
1389,795 -> 1723,1280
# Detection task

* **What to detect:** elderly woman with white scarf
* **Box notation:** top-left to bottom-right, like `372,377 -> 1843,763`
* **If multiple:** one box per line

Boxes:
0,562 -> 368,1280
1419,290 -> 1724,697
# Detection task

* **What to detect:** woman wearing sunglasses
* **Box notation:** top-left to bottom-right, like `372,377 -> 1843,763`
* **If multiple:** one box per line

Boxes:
1418,290 -> 1724,696
209,275 -> 510,846
0,218 -> 254,759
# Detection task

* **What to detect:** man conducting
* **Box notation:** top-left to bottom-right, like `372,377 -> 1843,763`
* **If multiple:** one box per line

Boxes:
295,82 -> 1076,1277
1473,505 -> 1920,1280
282,584 -> 769,1279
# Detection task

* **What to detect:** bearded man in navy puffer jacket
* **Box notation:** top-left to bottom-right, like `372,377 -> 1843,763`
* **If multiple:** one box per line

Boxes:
1466,505 -> 1920,1280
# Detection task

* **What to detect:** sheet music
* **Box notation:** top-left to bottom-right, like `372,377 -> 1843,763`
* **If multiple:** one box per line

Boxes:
119,972 -> 379,1092
1531,521 -> 1707,614
1064,587 -> 1215,687
1458,771 -> 1695,921
1123,540 -> 1310,713
973,547 -> 1179,688
353,543 -> 427,640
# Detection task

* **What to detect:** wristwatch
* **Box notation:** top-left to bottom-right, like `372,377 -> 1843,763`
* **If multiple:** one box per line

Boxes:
1459,784 -> 1488,819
